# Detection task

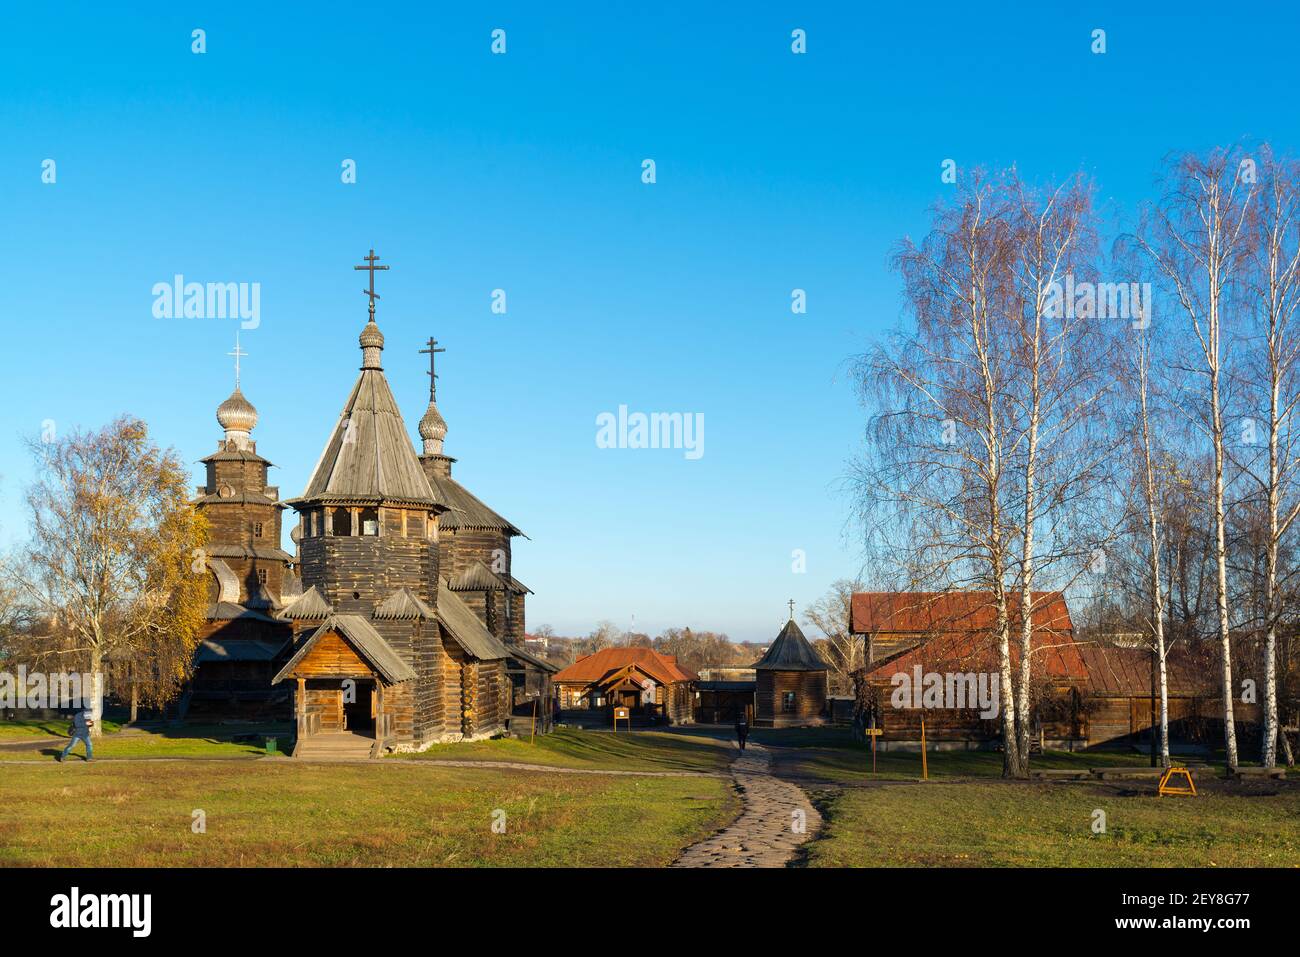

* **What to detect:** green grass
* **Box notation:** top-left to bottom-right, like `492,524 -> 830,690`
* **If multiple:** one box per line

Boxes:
805,779 -> 1300,867
0,760 -> 736,866
390,727 -> 735,772
754,726 -> 1300,783
0,722 -> 292,760
777,744 -> 1157,784
0,717 -> 124,740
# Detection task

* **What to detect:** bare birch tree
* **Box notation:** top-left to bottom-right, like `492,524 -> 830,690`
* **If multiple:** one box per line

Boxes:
1004,174 -> 1115,767
1242,148 -> 1300,767
1136,149 -> 1257,772
856,171 -> 1028,776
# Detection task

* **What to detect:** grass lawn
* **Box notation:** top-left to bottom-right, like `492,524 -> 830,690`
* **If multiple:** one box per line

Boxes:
0,722 -> 292,760
0,717 -> 124,740
757,726 -> 1300,784
777,743 -> 1156,784
805,778 -> 1300,867
0,760 -> 736,867
390,727 -> 735,772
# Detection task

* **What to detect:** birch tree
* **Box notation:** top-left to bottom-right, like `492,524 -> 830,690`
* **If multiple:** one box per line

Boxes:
1243,149 -> 1300,767
856,171 -> 1028,776
1133,323 -> 1174,766
1136,149 -> 1257,772
1004,174 -> 1114,767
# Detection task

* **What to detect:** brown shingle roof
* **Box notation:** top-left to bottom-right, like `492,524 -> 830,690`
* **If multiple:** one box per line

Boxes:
428,471 -> 522,534
273,614 -> 416,685
752,619 -> 827,672
553,647 -> 697,686
297,368 -> 448,507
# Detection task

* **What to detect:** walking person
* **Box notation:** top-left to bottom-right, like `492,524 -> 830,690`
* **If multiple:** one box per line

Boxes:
59,700 -> 95,762
734,711 -> 749,752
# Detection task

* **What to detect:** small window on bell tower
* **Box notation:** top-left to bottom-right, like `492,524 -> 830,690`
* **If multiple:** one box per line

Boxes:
360,507 -> 379,536
253,522 -> 264,538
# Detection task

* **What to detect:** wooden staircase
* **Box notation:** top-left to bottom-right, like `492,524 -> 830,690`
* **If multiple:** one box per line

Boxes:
293,731 -> 375,760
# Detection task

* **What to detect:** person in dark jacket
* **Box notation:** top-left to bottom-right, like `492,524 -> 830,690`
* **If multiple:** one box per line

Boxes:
58,702 -> 94,762
734,712 -> 749,751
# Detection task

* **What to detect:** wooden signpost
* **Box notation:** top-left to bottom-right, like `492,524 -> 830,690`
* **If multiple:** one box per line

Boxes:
920,714 -> 929,781
613,707 -> 630,732
865,726 -> 882,773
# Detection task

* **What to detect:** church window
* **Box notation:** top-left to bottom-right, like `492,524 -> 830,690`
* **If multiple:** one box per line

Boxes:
253,522 -> 263,538
332,507 -> 352,536
257,568 -> 268,585
782,691 -> 796,713
360,507 -> 379,536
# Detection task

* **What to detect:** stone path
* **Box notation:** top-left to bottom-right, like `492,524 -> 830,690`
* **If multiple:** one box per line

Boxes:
672,742 -> 821,868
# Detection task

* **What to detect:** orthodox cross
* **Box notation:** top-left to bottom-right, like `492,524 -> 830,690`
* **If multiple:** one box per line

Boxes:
788,599 -> 796,619
419,336 -> 445,399
227,332 -> 248,389
354,248 -> 389,319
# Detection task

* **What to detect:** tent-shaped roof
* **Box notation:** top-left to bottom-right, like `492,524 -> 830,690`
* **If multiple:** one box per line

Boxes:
272,614 -> 416,685
752,619 -> 827,672
296,367 -> 448,507
553,647 -> 697,686
437,586 -> 511,661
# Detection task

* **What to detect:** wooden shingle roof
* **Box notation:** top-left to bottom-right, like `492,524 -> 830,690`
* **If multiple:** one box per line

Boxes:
297,368 -> 447,507
373,587 -> 436,621
752,619 -> 827,672
273,614 -> 416,685
437,586 -> 511,661
277,585 -> 334,621
428,471 -> 522,535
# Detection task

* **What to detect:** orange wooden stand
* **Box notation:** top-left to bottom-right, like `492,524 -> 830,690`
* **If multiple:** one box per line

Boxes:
1157,766 -> 1196,797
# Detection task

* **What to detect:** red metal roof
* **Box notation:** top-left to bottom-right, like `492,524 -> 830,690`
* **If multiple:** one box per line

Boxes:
552,647 -> 697,686
863,627 -> 1088,681
851,590 -> 1073,636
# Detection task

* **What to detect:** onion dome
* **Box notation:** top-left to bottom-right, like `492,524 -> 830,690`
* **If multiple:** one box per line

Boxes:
216,387 -> 258,449
360,319 -> 385,369
419,401 -> 447,455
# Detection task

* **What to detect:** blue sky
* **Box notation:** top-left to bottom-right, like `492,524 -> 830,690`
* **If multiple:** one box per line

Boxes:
1,3 -> 1297,641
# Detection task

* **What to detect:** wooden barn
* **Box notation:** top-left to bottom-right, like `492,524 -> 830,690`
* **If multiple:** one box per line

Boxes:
1076,642 -> 1263,751
849,590 -> 1273,752
752,618 -> 828,727
850,590 -> 1087,748
553,647 -> 696,725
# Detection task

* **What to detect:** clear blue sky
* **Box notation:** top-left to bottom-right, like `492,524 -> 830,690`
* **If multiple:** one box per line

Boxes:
1,3 -> 1297,641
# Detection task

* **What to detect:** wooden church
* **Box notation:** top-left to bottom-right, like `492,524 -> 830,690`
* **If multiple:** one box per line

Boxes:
191,250 -> 553,756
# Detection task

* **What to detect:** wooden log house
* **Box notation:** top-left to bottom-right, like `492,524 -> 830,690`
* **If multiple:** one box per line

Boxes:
752,617 -> 828,727
553,647 -> 696,724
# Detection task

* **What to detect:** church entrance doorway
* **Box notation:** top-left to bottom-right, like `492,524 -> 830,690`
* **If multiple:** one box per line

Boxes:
343,678 -> 376,734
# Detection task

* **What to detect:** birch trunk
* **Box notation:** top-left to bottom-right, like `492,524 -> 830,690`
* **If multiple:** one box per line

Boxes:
1137,334 -> 1170,767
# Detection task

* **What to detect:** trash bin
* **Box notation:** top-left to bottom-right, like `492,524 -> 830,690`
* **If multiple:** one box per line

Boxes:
265,737 -> 278,755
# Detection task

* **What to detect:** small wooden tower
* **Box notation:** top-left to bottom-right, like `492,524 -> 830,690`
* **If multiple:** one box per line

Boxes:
752,611 -> 828,727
